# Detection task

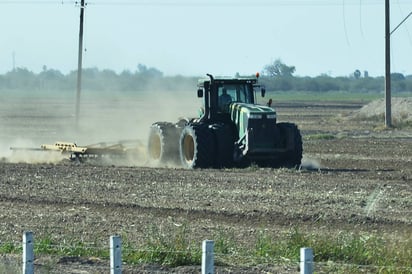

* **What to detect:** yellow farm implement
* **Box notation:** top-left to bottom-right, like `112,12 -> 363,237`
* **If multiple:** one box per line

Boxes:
10,140 -> 141,161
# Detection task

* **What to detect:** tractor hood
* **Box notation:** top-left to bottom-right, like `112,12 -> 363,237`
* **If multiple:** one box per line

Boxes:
229,102 -> 277,140
230,102 -> 276,116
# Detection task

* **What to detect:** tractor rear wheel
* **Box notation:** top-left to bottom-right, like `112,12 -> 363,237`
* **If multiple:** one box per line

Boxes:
179,124 -> 214,168
212,123 -> 235,168
148,122 -> 180,165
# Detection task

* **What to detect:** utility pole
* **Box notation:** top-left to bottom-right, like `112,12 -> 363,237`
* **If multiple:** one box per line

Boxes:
384,0 -> 392,128
384,2 -> 412,128
75,0 -> 85,128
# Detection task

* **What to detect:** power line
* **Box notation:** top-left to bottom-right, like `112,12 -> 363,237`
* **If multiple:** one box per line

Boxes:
359,0 -> 364,38
342,0 -> 351,46
395,0 -> 412,47
0,0 -> 409,7
87,1 -> 389,7
0,1 -> 75,4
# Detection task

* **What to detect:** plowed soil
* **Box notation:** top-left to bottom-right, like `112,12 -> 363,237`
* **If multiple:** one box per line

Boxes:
0,93 -> 411,273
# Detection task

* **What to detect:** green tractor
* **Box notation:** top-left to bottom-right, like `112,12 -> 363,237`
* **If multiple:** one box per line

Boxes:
148,73 -> 302,169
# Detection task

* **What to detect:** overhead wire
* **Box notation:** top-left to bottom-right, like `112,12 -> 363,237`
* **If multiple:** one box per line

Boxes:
395,0 -> 412,46
359,0 -> 364,38
0,0 -> 404,7
86,0 -> 390,7
391,0 -> 412,74
0,1 -> 75,4
342,0 -> 351,46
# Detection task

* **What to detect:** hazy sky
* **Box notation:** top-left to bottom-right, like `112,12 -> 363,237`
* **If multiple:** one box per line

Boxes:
1,0 -> 412,77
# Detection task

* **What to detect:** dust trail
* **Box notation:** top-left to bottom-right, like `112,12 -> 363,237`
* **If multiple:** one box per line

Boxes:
0,88 -> 200,166
300,156 -> 321,171
1,139 -> 36,160
8,150 -> 66,164
0,143 -> 12,161
4,139 -> 66,164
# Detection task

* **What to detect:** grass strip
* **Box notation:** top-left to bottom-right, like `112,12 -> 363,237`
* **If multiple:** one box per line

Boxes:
0,227 -> 410,273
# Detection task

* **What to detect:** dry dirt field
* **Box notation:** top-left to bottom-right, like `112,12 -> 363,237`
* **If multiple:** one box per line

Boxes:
0,91 -> 411,273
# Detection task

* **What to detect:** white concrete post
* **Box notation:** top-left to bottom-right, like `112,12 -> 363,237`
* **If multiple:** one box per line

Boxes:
110,235 -> 122,274
22,231 -> 34,274
202,240 -> 214,274
300,247 -> 314,274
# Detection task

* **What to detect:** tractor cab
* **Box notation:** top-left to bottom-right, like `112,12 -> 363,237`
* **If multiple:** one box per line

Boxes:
197,73 -> 265,122
216,83 -> 254,112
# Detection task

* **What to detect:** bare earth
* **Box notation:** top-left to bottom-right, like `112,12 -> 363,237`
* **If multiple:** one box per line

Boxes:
0,94 -> 411,273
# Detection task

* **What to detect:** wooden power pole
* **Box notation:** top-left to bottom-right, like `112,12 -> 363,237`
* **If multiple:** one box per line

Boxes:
384,0 -> 392,128
75,0 -> 85,128
384,2 -> 412,128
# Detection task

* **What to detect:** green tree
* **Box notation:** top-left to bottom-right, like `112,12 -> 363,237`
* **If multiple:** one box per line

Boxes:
38,68 -> 65,90
137,64 -> 163,78
264,59 -> 296,77
5,67 -> 38,89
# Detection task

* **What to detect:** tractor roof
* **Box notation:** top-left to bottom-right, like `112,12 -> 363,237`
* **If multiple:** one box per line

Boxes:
197,76 -> 257,87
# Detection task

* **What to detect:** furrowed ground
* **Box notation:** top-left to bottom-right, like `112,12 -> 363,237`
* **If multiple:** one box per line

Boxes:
0,93 -> 411,273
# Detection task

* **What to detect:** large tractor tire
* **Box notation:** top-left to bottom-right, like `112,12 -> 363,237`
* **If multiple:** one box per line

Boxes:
148,122 -> 180,165
179,124 -> 215,169
211,123 -> 236,168
276,122 -> 303,168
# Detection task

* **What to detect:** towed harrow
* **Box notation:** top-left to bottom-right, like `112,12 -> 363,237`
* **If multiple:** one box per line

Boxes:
10,140 -> 142,162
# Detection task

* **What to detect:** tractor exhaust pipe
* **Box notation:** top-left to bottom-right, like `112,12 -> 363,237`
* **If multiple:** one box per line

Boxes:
198,73 -> 214,122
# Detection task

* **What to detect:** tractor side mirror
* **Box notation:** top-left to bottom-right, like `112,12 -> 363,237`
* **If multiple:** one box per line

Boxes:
197,88 -> 204,98
261,86 -> 266,97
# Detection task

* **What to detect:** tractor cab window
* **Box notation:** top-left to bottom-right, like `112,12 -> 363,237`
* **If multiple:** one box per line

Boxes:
236,84 -> 253,103
218,87 -> 233,112
218,84 -> 253,112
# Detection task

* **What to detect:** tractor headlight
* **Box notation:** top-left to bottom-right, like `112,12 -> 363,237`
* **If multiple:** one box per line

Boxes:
267,114 -> 277,119
249,114 -> 262,119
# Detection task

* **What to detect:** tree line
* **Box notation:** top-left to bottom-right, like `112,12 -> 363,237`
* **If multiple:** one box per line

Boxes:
0,64 -> 198,92
259,59 -> 412,93
1,61 -> 411,93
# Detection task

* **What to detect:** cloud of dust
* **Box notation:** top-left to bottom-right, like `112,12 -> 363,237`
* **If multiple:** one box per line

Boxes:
2,139 -> 66,164
72,88 -> 199,166
0,85 -> 201,166
0,143 -> 13,160
300,155 -> 322,171
8,150 -> 66,164
0,90 -> 74,164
